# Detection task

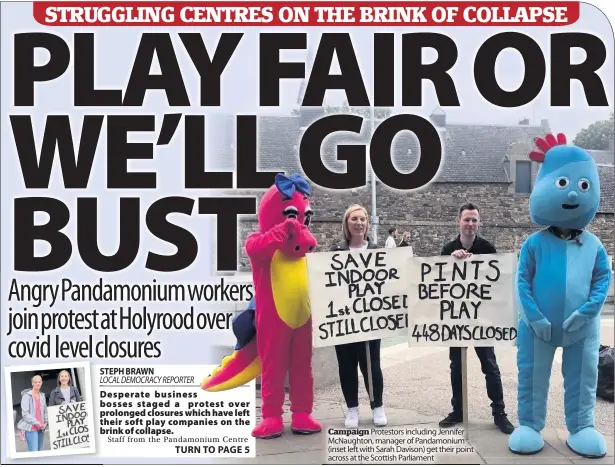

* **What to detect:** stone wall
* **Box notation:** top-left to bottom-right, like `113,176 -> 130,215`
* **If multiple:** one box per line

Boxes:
236,181 -> 614,271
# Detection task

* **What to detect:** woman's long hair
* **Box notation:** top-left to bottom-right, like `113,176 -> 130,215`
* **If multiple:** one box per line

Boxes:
342,204 -> 370,243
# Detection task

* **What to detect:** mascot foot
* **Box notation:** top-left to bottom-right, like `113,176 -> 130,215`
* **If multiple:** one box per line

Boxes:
567,427 -> 607,459
291,413 -> 322,435
509,426 -> 544,455
252,417 -> 284,439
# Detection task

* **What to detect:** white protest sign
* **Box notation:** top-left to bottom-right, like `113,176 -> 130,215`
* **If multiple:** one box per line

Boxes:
48,401 -> 90,450
407,253 -> 518,347
307,247 -> 413,348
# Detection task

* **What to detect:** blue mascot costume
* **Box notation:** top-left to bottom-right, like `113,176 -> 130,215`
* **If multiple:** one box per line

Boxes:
509,133 -> 612,458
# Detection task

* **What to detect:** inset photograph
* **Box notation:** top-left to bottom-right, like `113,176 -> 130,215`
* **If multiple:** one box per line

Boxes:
4,362 -> 96,459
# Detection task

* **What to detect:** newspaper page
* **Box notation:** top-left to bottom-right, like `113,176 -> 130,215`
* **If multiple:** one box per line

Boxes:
1,0 -> 613,465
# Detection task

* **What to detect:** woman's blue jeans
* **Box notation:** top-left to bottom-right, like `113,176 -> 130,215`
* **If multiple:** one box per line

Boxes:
25,430 -> 44,451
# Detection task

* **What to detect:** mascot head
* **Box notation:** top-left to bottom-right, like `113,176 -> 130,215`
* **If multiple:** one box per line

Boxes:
259,173 -> 317,258
528,133 -> 600,230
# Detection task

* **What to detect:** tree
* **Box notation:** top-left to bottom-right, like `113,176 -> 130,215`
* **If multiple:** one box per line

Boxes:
573,113 -> 614,150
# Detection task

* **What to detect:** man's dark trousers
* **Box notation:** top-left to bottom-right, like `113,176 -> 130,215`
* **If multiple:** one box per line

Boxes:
449,347 -> 506,416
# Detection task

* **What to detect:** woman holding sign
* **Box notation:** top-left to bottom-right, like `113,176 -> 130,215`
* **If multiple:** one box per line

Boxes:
17,375 -> 48,452
48,370 -> 82,406
330,204 -> 387,429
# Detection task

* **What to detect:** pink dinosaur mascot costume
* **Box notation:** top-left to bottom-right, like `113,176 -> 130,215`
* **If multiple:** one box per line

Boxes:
201,173 -> 321,439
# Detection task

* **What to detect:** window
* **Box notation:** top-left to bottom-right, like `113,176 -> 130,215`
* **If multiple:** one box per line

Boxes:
515,161 -> 532,194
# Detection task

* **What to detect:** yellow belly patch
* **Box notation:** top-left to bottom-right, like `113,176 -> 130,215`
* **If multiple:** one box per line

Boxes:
270,251 -> 311,329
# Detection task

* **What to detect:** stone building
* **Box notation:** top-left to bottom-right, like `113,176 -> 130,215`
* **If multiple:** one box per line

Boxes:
209,109 -> 614,271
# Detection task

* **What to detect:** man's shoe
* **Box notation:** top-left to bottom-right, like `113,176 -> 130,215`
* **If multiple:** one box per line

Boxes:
494,415 -> 515,434
439,412 -> 463,428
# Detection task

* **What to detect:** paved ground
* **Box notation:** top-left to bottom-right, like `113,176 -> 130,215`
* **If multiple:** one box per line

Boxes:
229,314 -> 614,464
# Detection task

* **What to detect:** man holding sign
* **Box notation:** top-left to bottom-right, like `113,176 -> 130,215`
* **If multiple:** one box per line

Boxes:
438,203 -> 514,435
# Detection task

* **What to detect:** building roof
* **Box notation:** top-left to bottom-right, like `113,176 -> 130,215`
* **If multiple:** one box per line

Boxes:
212,115 -> 547,179
433,123 -> 547,183
588,150 -> 614,165
210,114 -> 614,213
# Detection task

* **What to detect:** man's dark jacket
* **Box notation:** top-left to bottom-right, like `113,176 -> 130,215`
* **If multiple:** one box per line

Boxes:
441,235 -> 497,255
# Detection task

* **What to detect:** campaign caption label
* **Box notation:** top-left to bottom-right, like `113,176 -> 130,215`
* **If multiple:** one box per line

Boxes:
308,248 -> 413,347
94,365 -> 255,458
326,426 -> 475,464
406,253 -> 518,347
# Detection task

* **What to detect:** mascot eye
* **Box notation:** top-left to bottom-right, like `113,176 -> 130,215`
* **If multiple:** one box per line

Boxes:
577,179 -> 591,192
555,177 -> 569,189
283,207 -> 299,219
304,209 -> 314,227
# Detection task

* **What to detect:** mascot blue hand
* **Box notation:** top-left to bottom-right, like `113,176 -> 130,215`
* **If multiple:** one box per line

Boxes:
562,311 -> 587,333
530,318 -> 552,342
